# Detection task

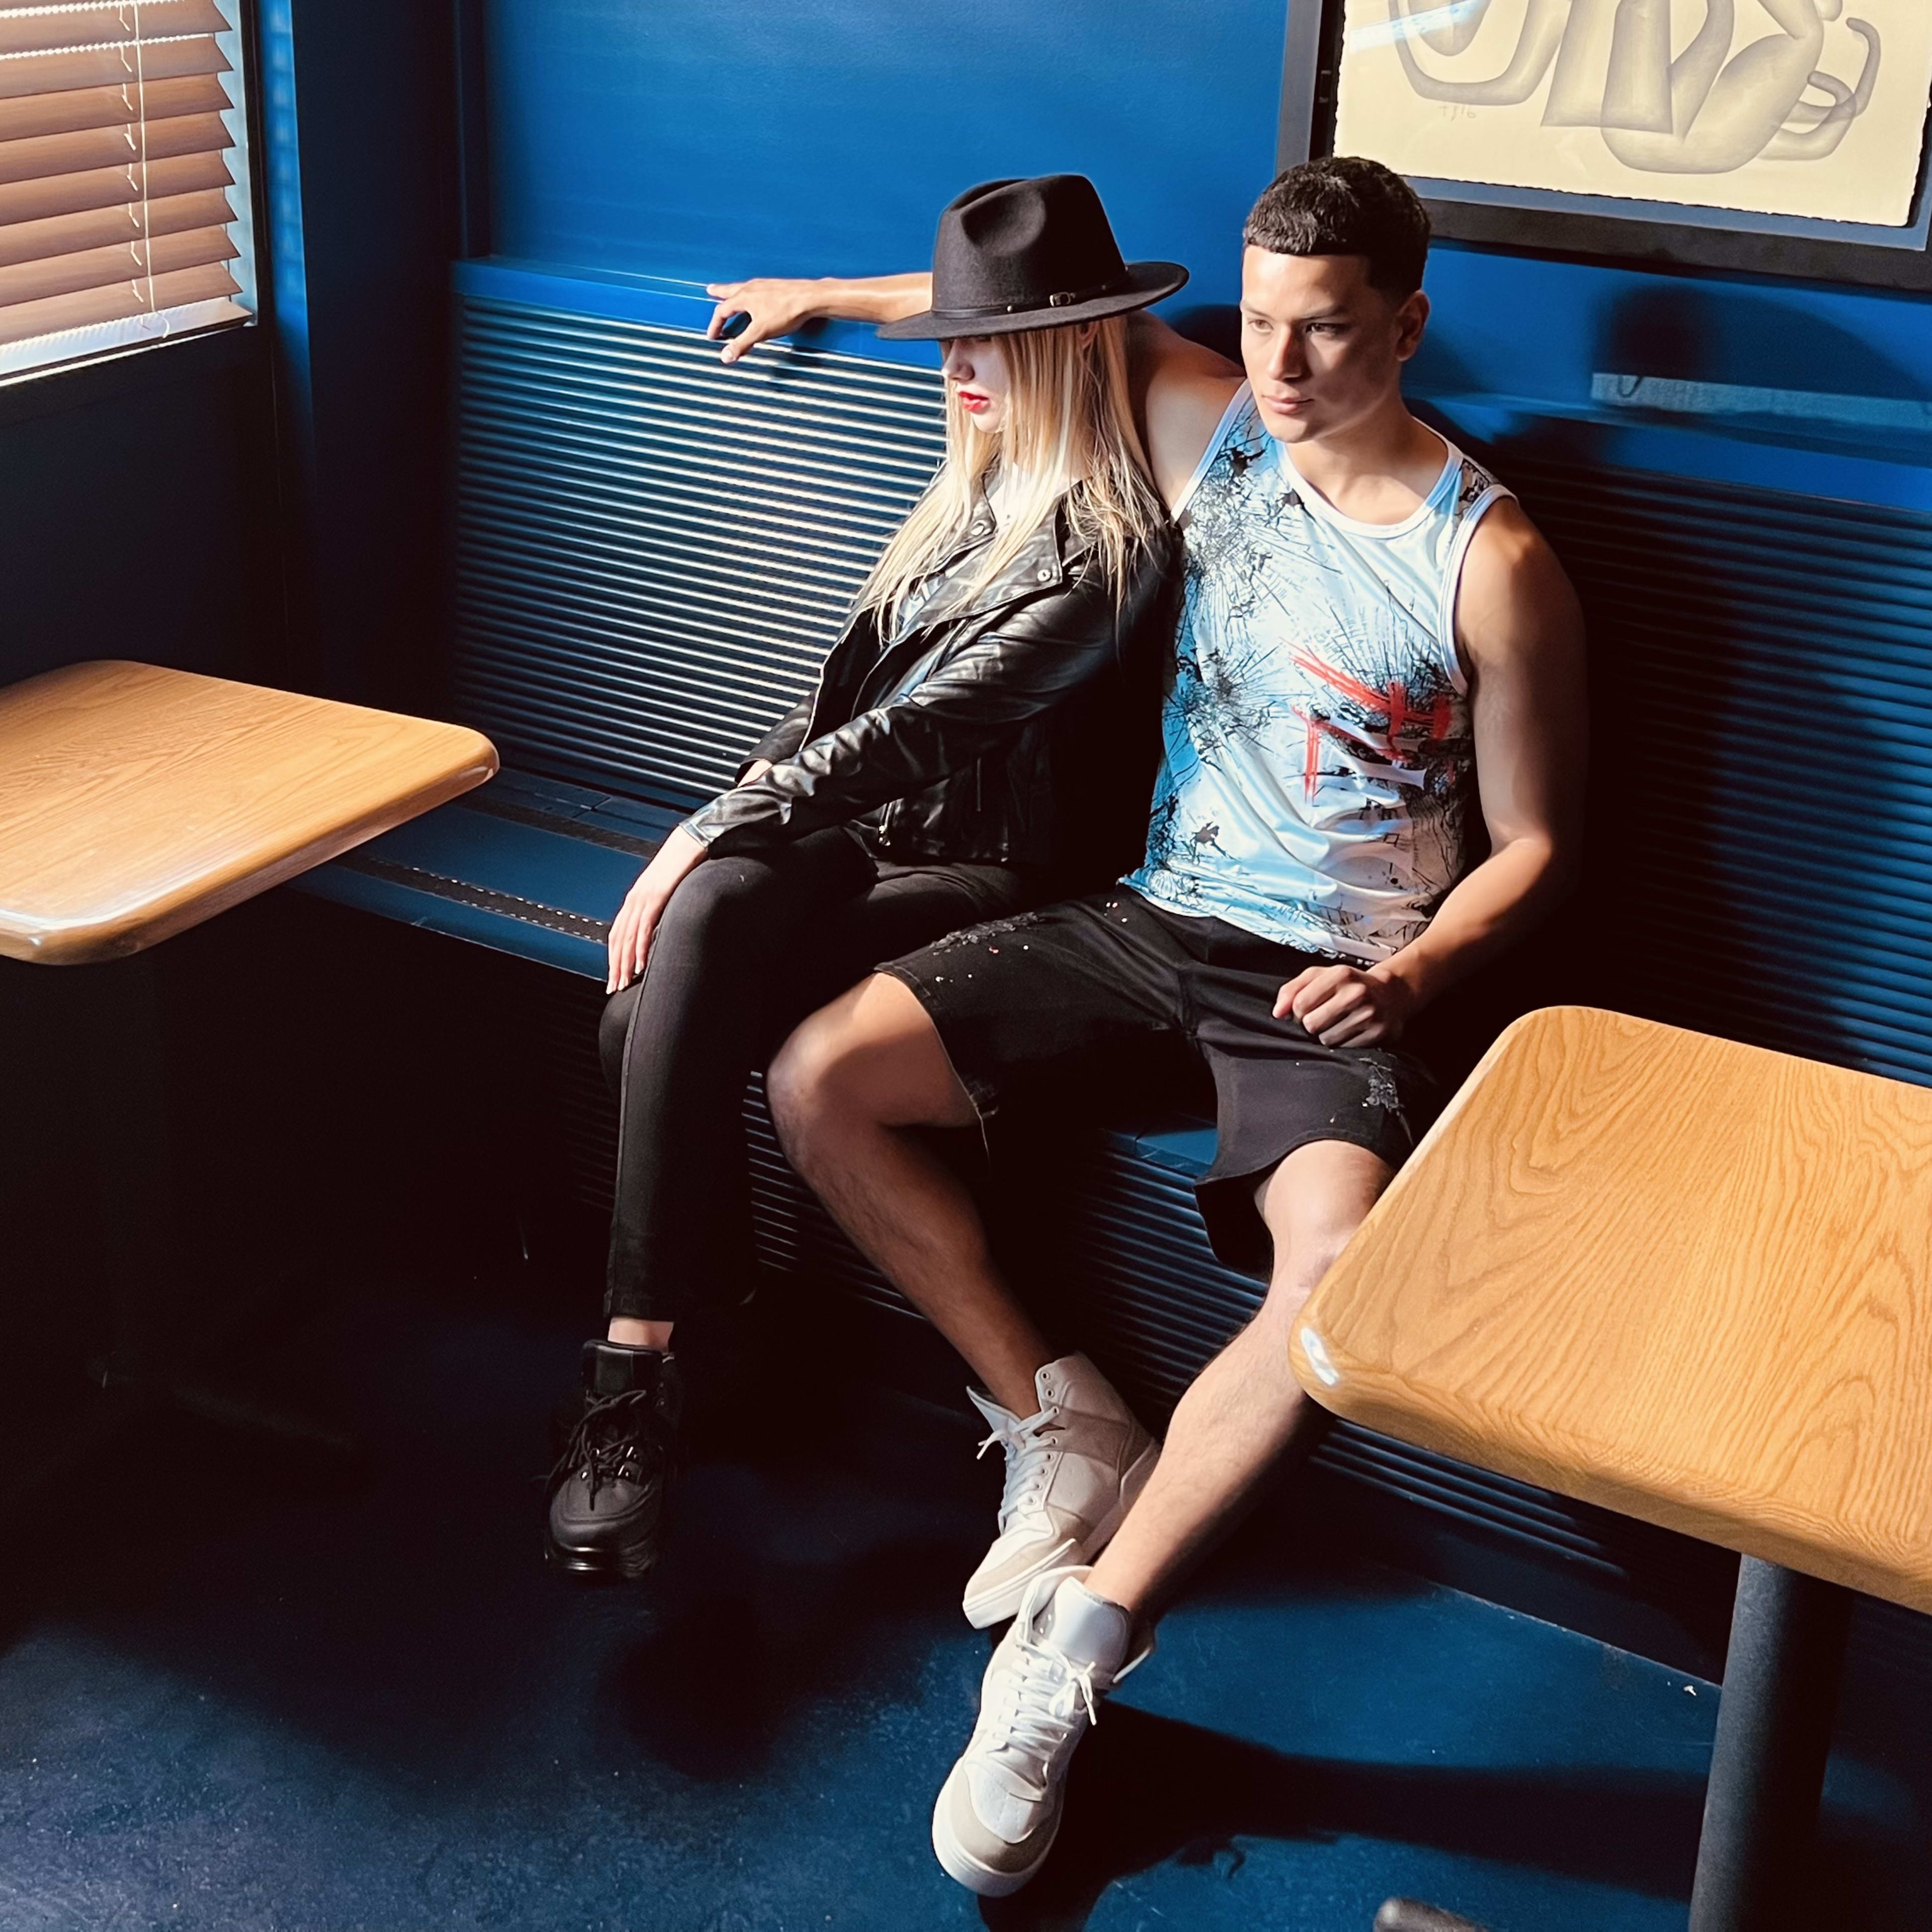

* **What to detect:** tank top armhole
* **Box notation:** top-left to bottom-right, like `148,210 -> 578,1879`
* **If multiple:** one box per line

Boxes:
1172,382 -> 1253,520
1437,480 -> 1515,690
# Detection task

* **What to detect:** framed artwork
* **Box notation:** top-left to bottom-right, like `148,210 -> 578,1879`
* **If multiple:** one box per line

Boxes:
1278,0 -> 1932,287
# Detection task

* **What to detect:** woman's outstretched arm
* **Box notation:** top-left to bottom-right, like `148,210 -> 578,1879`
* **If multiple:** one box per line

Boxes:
704,273 -> 932,362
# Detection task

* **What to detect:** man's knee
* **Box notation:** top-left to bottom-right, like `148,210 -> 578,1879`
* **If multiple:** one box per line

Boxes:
767,974 -> 971,1158
766,1001 -> 862,1148
1263,1224 -> 1355,1324
1254,1139 -> 1391,1321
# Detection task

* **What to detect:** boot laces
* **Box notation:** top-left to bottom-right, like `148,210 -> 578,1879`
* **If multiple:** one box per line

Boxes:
977,1409 -> 1061,1533
549,1389 -> 657,1505
982,1631 -> 1101,1797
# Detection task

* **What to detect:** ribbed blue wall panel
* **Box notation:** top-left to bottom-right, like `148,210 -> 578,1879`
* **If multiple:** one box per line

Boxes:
1503,457 -> 1932,1089
451,295 -> 945,799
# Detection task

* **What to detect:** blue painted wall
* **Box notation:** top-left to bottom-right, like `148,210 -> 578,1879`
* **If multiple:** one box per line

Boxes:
482,0 -> 1287,310
477,0 -> 1932,514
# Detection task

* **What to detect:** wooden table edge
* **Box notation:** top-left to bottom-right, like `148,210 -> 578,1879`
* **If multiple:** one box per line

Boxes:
2,743 -> 498,966
1287,1341 -> 1932,1618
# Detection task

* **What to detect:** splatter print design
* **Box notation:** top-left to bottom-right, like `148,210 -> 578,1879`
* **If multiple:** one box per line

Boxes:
1125,389 -> 1510,961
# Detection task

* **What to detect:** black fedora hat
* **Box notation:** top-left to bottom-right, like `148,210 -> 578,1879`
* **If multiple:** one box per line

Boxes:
877,175 -> 1187,341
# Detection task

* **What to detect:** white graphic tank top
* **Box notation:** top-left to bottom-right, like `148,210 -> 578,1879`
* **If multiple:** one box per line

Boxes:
1124,386 -> 1511,962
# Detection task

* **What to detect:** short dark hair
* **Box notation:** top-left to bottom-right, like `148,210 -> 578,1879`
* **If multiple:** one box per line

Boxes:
1242,156 -> 1431,299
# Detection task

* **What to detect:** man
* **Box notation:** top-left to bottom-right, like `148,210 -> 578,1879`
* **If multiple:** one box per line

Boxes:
716,157 -> 1587,1896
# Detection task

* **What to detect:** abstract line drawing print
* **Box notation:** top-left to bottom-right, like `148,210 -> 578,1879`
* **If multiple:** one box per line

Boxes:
1390,0 -> 1880,170
1336,0 -> 1932,225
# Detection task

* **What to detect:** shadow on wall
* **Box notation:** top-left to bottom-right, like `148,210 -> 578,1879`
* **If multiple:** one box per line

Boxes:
1595,284 -> 1931,401
1430,290 -> 1932,1086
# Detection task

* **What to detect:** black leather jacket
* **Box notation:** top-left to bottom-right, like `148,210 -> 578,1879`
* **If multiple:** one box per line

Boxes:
681,499 -> 1180,890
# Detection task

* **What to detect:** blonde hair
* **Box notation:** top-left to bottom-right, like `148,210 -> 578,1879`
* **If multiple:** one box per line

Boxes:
859,316 -> 1165,633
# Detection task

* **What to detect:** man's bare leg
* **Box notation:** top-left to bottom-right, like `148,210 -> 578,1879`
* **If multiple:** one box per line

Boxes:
768,974 -> 1055,1418
1084,1139 -> 1393,1618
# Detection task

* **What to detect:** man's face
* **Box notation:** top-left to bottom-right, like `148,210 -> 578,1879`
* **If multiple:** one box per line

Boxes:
1238,248 -> 1428,446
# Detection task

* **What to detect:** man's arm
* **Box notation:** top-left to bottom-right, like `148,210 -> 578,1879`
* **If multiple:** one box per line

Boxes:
1281,499 -> 1588,1045
704,273 -> 1239,511
1126,313 -> 1243,510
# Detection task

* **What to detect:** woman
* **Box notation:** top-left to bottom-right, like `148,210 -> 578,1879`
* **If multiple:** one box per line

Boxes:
546,174 -> 1186,1581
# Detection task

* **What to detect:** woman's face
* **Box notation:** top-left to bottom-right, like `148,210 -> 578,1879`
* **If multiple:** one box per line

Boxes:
941,335 -> 1010,433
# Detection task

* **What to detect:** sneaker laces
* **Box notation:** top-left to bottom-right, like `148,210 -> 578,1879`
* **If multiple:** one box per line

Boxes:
980,1630 -> 1102,1798
548,1389 -> 657,1505
976,1409 -> 1061,1534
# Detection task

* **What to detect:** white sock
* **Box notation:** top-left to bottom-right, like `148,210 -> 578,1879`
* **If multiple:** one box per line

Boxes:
1041,1576 -> 1132,1674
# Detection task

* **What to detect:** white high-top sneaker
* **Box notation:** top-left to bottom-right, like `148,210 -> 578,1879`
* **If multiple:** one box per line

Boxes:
932,1566 -> 1150,1897
962,1354 -> 1159,1629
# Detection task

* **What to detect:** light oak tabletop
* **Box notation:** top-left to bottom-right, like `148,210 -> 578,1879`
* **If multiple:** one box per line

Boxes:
1291,1006 -> 1932,1615
0,660 -> 498,965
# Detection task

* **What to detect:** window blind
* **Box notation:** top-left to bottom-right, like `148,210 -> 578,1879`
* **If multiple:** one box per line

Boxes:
0,0 -> 252,378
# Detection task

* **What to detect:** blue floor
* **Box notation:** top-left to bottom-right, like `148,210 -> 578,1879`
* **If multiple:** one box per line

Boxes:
2,1287 -> 1926,1932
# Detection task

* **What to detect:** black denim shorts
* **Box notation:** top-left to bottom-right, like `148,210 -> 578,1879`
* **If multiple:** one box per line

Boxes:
879,887 -> 1443,1273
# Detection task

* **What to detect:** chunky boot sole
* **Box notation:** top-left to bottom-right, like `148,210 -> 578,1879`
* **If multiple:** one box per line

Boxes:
962,1437 -> 1162,1628
545,1524 -> 661,1582
931,1765 -> 1058,1897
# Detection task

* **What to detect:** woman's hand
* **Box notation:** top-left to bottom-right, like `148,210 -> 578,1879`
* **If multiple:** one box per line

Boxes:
704,273 -> 933,364
738,758 -> 774,786
705,280 -> 828,364
606,827 -> 708,994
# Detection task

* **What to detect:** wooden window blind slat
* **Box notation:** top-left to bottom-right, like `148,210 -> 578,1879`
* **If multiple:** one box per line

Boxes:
0,0 -> 228,59
0,148 -> 230,228
0,184 -> 231,269
0,215 -> 232,309
0,110 -> 232,190
0,35 -> 228,104
0,0 -> 247,373
0,72 -> 229,145
0,255 -> 235,346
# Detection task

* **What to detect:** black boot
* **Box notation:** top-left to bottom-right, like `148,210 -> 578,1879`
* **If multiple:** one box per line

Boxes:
546,1341 -> 684,1580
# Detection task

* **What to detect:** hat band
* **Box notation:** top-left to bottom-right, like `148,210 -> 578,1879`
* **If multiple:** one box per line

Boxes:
933,273 -> 1131,320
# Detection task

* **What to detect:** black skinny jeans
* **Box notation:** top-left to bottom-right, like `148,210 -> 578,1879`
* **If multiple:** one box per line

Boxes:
597,826 -> 1031,1323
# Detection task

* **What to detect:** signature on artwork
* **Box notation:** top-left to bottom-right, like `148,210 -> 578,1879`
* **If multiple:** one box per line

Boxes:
1375,0 -> 1883,175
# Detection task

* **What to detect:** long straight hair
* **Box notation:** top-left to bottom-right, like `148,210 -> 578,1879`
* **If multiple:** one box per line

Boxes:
858,316 -> 1165,633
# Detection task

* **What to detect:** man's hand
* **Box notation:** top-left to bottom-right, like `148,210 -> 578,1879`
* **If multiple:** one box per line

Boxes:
606,827 -> 707,994
1275,961 -> 1417,1048
705,280 -> 828,363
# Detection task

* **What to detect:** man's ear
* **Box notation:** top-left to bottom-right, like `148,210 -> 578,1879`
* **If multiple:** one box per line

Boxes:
1394,290 -> 1430,364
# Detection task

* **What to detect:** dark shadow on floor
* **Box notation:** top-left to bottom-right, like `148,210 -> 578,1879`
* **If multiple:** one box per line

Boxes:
978,1704 -> 1706,1931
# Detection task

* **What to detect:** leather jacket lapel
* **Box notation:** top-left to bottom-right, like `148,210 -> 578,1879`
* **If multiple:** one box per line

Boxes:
830,509 -> 1082,724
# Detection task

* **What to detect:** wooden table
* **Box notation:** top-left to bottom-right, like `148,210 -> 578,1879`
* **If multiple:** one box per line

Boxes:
0,658 -> 496,1458
1291,1005 -> 1932,1931
0,659 -> 498,963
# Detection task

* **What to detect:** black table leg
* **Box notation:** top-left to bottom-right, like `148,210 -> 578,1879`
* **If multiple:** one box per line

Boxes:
1687,1555 -> 1853,1932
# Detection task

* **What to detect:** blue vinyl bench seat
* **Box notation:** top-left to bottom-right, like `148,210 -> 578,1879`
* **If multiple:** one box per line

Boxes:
297,770 -> 679,980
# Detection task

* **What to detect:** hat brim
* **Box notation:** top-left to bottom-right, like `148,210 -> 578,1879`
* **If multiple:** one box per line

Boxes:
875,261 -> 1189,340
